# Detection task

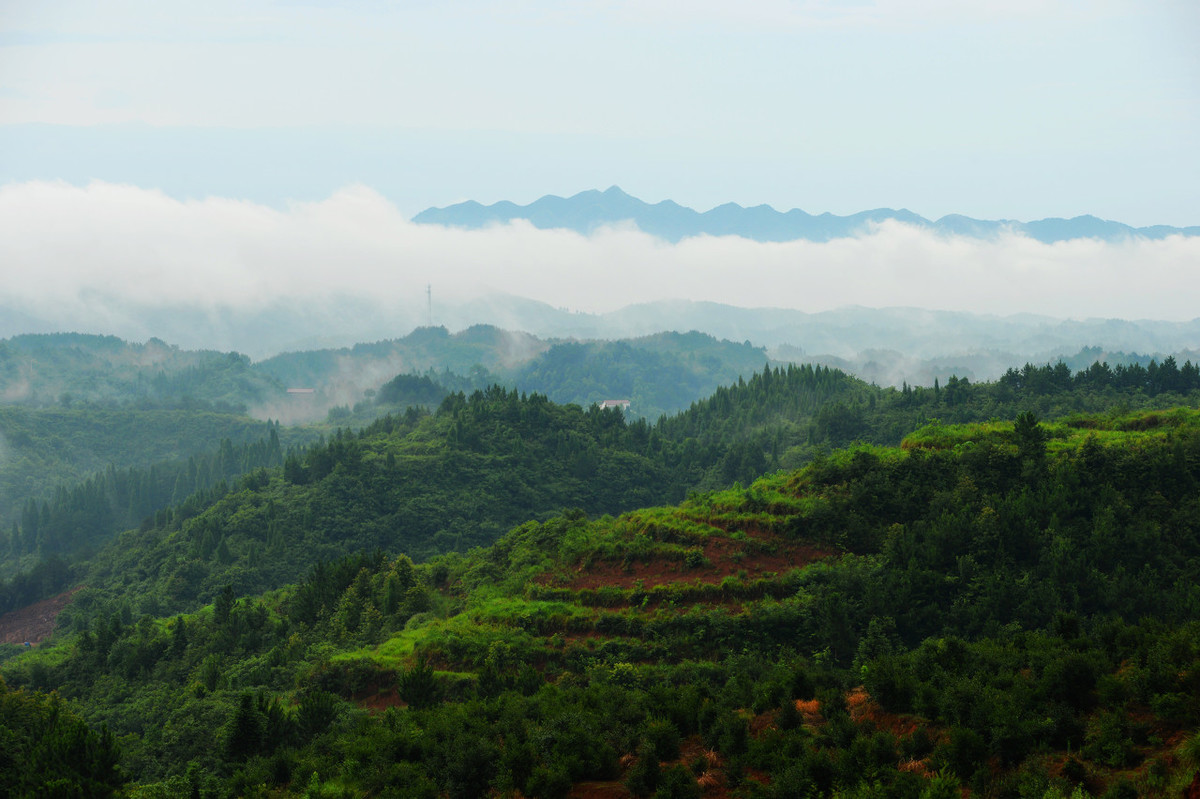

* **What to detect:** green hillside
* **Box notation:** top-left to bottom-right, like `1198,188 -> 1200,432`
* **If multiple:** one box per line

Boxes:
0,407 -> 290,538
0,333 -> 281,410
12,356 -> 1200,621
6,365 -> 868,619
5,407 -> 1200,797
511,332 -> 773,420
69,389 -> 681,620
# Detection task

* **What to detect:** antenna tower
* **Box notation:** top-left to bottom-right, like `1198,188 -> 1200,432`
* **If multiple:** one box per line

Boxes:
426,284 -> 433,327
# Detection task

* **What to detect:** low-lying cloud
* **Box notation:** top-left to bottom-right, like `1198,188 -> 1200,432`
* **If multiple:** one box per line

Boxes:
2,180 -> 1198,356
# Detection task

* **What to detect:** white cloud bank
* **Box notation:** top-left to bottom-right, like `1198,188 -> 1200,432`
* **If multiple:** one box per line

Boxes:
2,180 -> 1198,350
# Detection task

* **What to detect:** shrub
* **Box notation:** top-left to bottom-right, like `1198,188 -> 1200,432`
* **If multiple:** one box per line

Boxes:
653,764 -> 701,799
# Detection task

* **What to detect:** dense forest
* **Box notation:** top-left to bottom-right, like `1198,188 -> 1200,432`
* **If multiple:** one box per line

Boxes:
5,406 -> 1200,797
8,355 -> 1200,614
4,344 -> 1200,797
0,427 -> 288,611
0,407 -> 300,549
0,333 -> 281,411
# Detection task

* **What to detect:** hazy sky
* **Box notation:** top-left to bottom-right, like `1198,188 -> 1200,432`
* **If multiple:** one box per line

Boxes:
2,0 -> 1197,223
1,1 -> 1198,342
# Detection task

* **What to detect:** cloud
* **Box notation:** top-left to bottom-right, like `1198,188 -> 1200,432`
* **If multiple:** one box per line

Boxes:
1,180 -> 1198,355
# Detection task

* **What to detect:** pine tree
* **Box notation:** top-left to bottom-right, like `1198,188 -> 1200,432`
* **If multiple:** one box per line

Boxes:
223,692 -> 264,761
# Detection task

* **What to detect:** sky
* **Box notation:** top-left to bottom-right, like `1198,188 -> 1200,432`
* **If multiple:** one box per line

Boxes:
1,0 -> 1199,344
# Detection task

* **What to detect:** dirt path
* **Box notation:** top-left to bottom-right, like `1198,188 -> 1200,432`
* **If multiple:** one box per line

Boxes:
0,586 -> 83,645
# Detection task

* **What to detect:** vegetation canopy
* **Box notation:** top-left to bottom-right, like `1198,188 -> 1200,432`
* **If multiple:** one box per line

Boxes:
4,348 -> 1200,797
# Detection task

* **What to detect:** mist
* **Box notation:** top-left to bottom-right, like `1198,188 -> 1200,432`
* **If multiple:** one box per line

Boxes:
2,180 -> 1198,358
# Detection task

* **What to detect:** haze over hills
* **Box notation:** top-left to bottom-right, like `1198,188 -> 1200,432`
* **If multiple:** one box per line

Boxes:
454,297 -> 1200,360
5,303 -> 1200,405
414,186 -> 1200,243
5,181 -> 1200,358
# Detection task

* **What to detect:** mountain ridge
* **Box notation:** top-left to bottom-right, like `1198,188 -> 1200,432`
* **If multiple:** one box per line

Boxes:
414,185 -> 1200,243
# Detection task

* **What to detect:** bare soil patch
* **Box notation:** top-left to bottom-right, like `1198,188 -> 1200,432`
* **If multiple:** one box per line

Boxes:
543,525 -> 832,594
847,685 -> 925,738
356,687 -> 405,713
0,586 -> 83,645
569,782 -> 631,799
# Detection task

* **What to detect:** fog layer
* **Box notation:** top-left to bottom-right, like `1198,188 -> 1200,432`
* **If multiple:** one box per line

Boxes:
2,181 -> 1197,356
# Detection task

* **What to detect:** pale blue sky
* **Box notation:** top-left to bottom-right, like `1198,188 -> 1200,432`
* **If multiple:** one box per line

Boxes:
1,0 -> 1197,224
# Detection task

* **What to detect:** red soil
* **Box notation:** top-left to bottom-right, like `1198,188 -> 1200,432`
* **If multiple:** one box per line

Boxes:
356,687 -> 405,713
542,520 -> 832,595
0,586 -> 83,645
569,783 -> 631,799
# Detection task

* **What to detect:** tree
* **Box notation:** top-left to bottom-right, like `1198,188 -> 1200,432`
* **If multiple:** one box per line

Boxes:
214,585 -> 235,626
223,692 -> 265,761
1014,411 -> 1047,464
397,659 -> 440,709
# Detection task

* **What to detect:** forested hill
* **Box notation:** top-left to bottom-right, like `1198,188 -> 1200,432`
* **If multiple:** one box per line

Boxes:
3,328 -> 775,425
268,327 -> 776,424
11,356 -> 1200,616
656,355 -> 1200,487
0,407 -> 291,541
510,332 -> 771,420
0,327 -> 769,570
0,333 -> 280,410
255,324 -> 548,399
0,365 -> 867,623
0,364 -> 903,618
7,408 -> 1200,797
71,390 -> 683,617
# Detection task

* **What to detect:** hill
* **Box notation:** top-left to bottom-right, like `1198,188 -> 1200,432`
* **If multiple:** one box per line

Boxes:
0,327 -> 773,573
0,333 -> 281,411
6,408 -> 1200,796
11,354 -> 1200,617
9,308 -> 1200,399
261,327 -> 775,424
422,299 -> 1200,386
47,363 -> 861,618
414,186 -> 1200,244
0,406 -> 289,542
511,332 -> 773,421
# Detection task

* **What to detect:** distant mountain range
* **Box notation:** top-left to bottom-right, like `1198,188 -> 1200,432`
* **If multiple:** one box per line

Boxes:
414,186 -> 1200,243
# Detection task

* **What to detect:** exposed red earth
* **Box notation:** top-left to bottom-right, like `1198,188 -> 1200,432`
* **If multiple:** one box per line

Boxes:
356,687 -> 405,713
541,521 -> 833,595
0,586 -> 82,646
